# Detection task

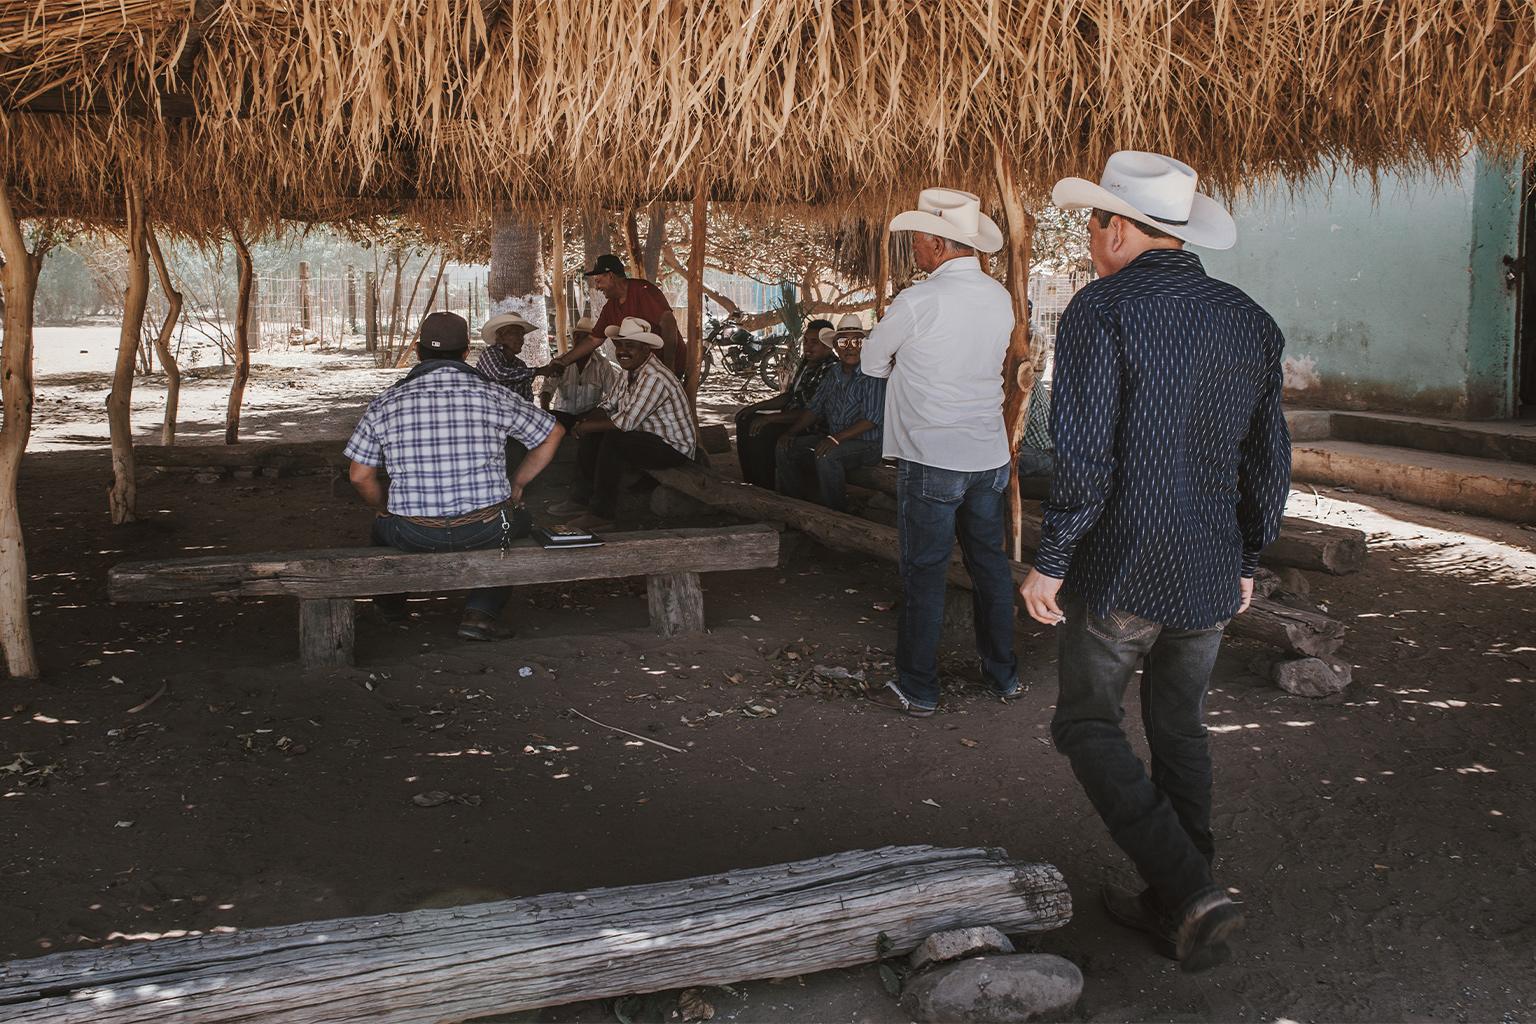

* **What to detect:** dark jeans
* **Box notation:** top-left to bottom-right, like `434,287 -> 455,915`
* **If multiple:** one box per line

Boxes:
577,429 -> 690,520
776,435 -> 881,512
1051,590 -> 1227,918
370,510 -> 526,617
894,460 -> 1018,708
736,397 -> 790,488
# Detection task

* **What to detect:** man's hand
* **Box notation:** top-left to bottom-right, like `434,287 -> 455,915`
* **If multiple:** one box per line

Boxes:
509,482 -> 525,505
1020,568 -> 1066,626
814,436 -> 840,458
1238,576 -> 1254,614
776,432 -> 796,452
748,418 -> 769,437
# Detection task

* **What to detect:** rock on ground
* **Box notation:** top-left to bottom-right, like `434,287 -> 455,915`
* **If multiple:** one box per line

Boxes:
902,954 -> 1082,1023
1273,653 -> 1353,696
908,925 -> 1015,970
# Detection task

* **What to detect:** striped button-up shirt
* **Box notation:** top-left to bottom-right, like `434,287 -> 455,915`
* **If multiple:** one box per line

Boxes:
809,364 -> 886,443
541,352 -> 620,414
607,356 -> 697,457
345,361 -> 556,517
475,345 -> 536,402
1035,249 -> 1291,629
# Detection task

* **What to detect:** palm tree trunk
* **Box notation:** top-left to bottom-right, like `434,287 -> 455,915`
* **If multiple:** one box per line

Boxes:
488,210 -> 547,359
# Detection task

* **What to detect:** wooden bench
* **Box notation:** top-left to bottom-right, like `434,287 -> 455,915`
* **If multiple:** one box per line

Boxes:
108,524 -> 780,669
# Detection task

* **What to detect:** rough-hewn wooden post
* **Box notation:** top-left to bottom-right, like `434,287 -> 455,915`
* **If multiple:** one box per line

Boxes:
226,223 -> 253,445
551,208 -> 568,354
646,572 -> 705,636
364,269 -> 378,352
623,207 -> 645,277
145,226 -> 182,446
875,198 -> 892,318
685,187 -> 706,415
345,264 -> 358,333
993,149 -> 1036,561
297,260 -> 312,333
0,182 -> 43,678
299,598 -> 355,668
107,184 -> 148,524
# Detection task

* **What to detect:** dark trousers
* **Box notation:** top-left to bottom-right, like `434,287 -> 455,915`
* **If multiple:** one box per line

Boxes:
370,511 -> 524,617
1051,590 -> 1227,918
893,459 -> 1019,708
578,429 -> 690,520
735,397 -> 789,487
776,436 -> 882,512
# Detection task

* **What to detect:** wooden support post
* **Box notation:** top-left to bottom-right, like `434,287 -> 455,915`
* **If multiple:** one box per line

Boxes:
364,269 -> 378,352
0,180 -> 43,679
875,198 -> 892,318
146,225 -> 183,446
297,260 -> 311,332
624,206 -> 645,276
647,571 -> 705,636
299,598 -> 355,668
345,264 -> 358,333
685,185 -> 707,414
551,208 -> 569,354
993,147 -> 1036,561
107,182 -> 148,524
226,223 -> 253,445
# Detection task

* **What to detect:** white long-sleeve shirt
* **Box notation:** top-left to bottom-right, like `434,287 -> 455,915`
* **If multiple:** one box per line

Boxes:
861,256 -> 1014,472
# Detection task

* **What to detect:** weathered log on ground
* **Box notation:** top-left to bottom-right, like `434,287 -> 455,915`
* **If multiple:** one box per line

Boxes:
0,845 -> 1071,1024
652,467 -> 1342,655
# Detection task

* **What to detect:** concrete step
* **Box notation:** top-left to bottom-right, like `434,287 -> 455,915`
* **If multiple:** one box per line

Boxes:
1327,411 -> 1536,466
1291,440 -> 1536,523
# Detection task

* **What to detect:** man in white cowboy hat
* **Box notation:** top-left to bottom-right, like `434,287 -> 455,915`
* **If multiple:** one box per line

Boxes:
555,316 -> 696,527
1022,151 -> 1291,973
774,314 -> 886,512
860,187 -> 1021,718
539,315 -> 619,424
475,311 -> 541,402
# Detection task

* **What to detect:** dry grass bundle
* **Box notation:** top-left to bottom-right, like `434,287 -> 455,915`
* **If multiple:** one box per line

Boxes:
1,0 -> 1534,230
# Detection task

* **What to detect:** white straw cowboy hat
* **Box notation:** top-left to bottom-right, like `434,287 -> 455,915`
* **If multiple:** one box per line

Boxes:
889,188 -> 1004,254
605,316 -> 664,349
1052,151 -> 1237,250
573,315 -> 596,334
479,311 -> 540,343
832,313 -> 867,337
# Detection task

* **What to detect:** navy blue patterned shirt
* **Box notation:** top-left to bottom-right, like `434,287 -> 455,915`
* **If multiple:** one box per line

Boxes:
1035,249 -> 1291,629
810,364 -> 886,443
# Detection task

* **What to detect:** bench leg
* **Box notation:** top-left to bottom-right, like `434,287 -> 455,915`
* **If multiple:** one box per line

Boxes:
646,572 -> 705,637
300,598 -> 355,668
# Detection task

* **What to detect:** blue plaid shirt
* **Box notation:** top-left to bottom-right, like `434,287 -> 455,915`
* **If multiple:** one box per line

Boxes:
345,361 -> 556,517
475,345 -> 536,402
1035,249 -> 1291,629
809,364 -> 886,443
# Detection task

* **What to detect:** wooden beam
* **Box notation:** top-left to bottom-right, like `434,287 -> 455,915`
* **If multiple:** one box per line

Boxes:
107,181 -> 147,524
226,222 -> 253,444
299,598 -> 355,668
646,572 -> 705,636
992,147 -> 1036,561
874,199 -> 891,318
685,186 -> 707,413
109,525 -> 780,602
0,846 -> 1070,1024
0,178 -> 42,679
551,207 -> 569,354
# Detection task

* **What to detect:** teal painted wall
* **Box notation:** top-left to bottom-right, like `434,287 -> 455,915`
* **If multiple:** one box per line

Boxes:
1202,151 -> 1522,419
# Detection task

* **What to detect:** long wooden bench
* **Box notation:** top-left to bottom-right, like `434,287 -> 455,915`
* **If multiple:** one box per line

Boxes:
108,525 -> 780,669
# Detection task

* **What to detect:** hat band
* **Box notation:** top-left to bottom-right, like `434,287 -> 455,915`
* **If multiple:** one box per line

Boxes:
1146,211 -> 1190,227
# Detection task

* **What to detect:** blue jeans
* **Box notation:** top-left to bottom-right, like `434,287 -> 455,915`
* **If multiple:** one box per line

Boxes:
776,436 -> 882,512
1051,590 -> 1227,918
370,511 -> 523,617
893,460 -> 1019,709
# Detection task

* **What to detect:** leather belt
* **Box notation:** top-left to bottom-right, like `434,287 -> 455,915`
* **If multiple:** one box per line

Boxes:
399,501 -> 516,529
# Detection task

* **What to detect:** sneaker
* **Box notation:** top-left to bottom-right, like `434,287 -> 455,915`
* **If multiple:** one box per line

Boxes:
862,681 -> 936,718
1101,883 -> 1177,960
546,499 -> 589,516
1174,892 -> 1244,973
457,610 -> 515,642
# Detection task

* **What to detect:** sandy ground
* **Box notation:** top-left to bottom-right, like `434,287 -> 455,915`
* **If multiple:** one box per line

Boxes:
3,333 -> 1535,1023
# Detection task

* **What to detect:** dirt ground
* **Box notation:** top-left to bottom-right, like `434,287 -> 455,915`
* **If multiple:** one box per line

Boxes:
2,349 -> 1535,1023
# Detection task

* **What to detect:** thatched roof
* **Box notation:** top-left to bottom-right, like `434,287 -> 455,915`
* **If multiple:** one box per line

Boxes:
3,1 -> 1535,232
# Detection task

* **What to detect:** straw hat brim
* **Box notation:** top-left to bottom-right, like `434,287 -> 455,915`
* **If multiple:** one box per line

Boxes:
1051,177 -> 1237,249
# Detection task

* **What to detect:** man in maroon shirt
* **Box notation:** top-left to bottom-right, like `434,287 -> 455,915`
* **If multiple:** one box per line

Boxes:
552,254 -> 686,378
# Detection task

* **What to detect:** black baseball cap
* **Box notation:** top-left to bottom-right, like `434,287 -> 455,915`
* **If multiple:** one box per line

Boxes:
419,310 -> 470,351
582,253 -> 626,277
805,318 -> 834,334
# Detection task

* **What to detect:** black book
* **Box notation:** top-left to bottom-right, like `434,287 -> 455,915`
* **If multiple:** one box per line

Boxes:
532,524 -> 604,549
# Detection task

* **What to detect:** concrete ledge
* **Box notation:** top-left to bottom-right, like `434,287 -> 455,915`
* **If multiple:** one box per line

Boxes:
1285,409 -> 1334,442
1292,441 -> 1536,523
1329,412 -> 1536,466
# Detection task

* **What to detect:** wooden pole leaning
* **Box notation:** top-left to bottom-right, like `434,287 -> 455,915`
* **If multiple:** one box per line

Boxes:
992,148 -> 1037,562
685,185 -> 707,416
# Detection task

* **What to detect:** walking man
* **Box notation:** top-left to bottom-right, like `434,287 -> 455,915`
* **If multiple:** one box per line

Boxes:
1021,152 -> 1291,971
861,188 -> 1019,716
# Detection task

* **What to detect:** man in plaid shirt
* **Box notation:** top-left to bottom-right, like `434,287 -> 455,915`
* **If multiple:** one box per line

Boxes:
346,311 -> 564,641
475,311 -> 540,402
551,316 -> 696,528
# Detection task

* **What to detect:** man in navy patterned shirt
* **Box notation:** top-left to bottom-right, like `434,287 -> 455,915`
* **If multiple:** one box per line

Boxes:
1022,152 -> 1291,973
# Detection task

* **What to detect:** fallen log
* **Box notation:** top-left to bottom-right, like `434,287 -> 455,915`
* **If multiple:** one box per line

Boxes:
650,467 -> 1344,656
0,846 -> 1071,1024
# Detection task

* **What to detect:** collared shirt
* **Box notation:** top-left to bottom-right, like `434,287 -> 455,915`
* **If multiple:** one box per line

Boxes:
809,363 -> 886,442
607,356 -> 697,457
1022,382 -> 1053,452
475,345 -> 536,402
1035,248 -> 1292,629
591,279 -> 686,377
344,361 -> 556,518
541,352 -> 620,414
861,256 -> 1014,471
787,355 -> 834,409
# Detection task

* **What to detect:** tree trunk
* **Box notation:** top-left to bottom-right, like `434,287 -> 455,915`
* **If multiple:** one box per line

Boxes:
146,226 -> 183,446
488,209 -> 547,354
392,251 -> 448,369
550,208 -> 569,354
107,184 -> 148,524
345,264 -> 358,333
297,260 -> 312,332
875,200 -> 892,318
581,211 -> 615,319
642,201 -> 666,281
0,182 -> 42,678
225,225 -> 253,445
623,206 -> 645,276
686,189 -> 707,414
364,269 -> 378,352
993,149 -> 1036,561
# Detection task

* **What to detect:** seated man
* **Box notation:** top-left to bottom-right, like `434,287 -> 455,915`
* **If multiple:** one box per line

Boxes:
775,314 -> 887,512
539,315 -> 619,427
1015,379 -> 1055,500
346,311 -> 564,641
556,317 -> 697,528
475,311 -> 540,401
734,319 -> 835,487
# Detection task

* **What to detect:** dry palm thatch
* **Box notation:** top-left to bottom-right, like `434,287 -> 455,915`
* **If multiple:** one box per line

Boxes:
0,0 -> 1534,233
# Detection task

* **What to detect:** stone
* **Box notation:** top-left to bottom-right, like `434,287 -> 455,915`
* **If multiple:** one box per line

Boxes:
1274,566 -> 1312,595
902,954 -> 1083,1023
231,466 -> 259,480
193,471 -> 223,485
698,423 -> 731,454
1273,653 -> 1353,697
908,926 -> 1015,970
